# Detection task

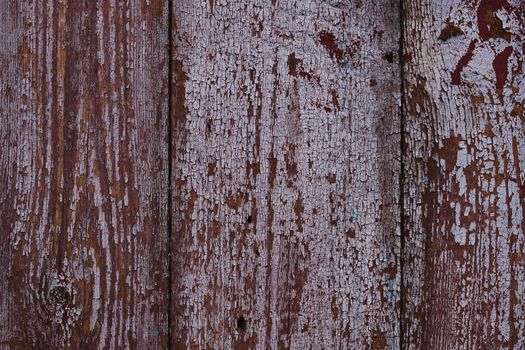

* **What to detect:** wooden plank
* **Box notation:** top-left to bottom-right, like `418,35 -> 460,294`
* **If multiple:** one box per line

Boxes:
402,0 -> 525,348
0,1 -> 169,348
170,1 -> 401,348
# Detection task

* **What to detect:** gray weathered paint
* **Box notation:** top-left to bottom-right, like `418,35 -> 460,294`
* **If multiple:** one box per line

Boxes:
0,1 -> 169,348
1,0 -> 524,349
403,0 -> 525,348
170,0 -> 401,349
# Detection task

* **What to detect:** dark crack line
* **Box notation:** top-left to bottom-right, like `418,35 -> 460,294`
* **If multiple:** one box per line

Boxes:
399,0 -> 407,349
167,0 -> 174,349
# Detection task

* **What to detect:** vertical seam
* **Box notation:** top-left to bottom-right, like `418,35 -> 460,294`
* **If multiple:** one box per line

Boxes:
167,0 -> 174,349
398,0 -> 406,349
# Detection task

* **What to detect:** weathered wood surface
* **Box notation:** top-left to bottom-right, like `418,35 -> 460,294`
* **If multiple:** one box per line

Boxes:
1,0 -> 525,349
403,0 -> 525,348
0,1 -> 169,348
170,0 -> 401,348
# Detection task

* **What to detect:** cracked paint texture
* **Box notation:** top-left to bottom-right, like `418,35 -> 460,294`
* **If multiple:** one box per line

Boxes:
170,0 -> 401,349
0,1 -> 170,348
403,0 -> 525,349
2,0 -> 523,349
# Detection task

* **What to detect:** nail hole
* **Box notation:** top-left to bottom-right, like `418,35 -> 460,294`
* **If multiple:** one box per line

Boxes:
237,316 -> 247,331
247,215 -> 252,224
382,52 -> 394,63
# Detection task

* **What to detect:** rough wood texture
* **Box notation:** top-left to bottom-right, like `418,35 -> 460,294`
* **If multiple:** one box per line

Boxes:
403,0 -> 525,348
0,1 -> 169,348
4,0 -> 524,349
170,0 -> 401,348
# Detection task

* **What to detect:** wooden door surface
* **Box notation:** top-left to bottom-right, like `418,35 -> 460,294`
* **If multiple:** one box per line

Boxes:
403,1 -> 525,348
1,0 -> 523,349
169,1 -> 400,348
1,1 -> 170,348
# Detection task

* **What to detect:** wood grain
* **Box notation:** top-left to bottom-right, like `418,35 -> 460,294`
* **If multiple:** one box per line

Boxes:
0,1 -> 169,348
402,0 -> 525,348
169,0 -> 401,348
4,1 -> 522,349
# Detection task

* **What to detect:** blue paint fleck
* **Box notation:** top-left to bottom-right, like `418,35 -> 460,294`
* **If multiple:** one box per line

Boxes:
343,59 -> 350,74
385,250 -> 392,263
387,278 -> 395,303
423,175 -> 429,185
351,209 -> 357,218
388,291 -> 395,303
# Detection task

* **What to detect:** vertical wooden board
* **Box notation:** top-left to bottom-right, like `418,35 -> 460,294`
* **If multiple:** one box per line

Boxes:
403,0 -> 525,348
0,1 -> 169,348
170,0 -> 401,348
